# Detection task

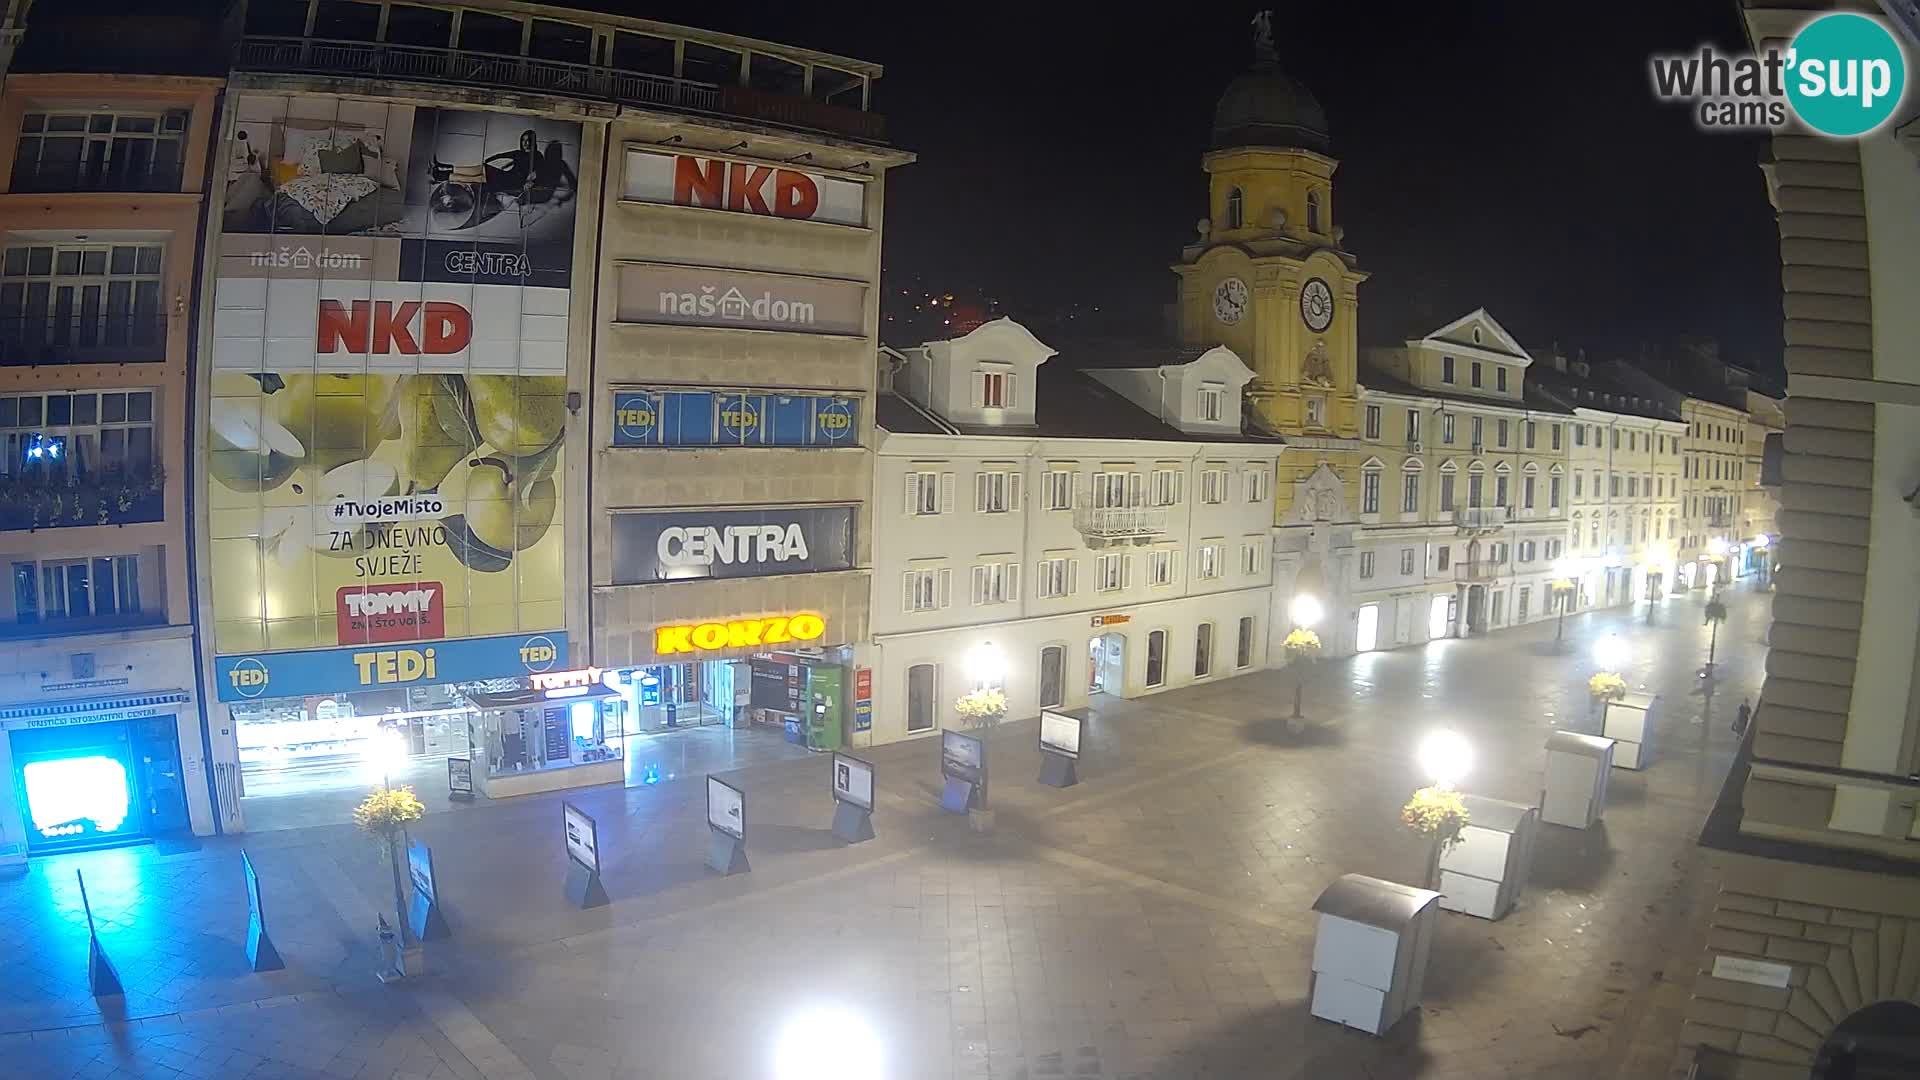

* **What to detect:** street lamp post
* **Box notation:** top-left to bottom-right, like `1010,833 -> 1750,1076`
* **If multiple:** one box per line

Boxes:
1413,729 -> 1473,888
1286,593 -> 1324,724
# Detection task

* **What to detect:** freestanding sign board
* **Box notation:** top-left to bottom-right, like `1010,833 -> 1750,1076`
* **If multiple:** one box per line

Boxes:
76,869 -> 123,997
406,838 -> 450,940
242,849 -> 284,971
940,729 -> 986,813
447,756 -> 475,801
1037,710 -> 1081,788
706,776 -> 749,875
1434,795 -> 1538,921
830,752 -> 876,843
1541,731 -> 1615,828
561,802 -> 609,909
1310,874 -> 1440,1036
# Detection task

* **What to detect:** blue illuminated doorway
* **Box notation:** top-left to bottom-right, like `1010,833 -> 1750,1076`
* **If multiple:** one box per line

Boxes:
9,717 -> 185,852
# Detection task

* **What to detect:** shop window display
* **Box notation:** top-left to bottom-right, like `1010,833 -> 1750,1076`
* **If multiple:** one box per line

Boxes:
466,683 -> 625,778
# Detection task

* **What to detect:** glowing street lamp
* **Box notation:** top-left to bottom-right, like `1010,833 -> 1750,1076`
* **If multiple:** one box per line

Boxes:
1706,536 -> 1729,558
966,641 -> 1006,689
1417,729 -> 1473,790
1593,632 -> 1629,672
1548,559 -> 1578,645
1289,593 -> 1324,629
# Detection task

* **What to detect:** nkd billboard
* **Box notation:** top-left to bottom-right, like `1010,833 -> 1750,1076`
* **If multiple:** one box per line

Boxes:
208,95 -> 581,662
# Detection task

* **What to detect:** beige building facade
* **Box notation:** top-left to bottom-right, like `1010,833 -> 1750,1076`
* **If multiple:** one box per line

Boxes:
1680,3 -> 1920,1077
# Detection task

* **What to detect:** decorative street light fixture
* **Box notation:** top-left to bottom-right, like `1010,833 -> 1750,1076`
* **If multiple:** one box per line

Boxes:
1290,593 -> 1324,630
1547,558 -> 1578,646
1593,632 -> 1629,672
1417,729 -> 1473,791
1283,593 -> 1325,727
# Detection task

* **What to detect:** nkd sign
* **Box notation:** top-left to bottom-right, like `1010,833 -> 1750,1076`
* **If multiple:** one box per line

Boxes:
616,263 -> 866,337
611,505 -> 855,585
624,149 -> 867,228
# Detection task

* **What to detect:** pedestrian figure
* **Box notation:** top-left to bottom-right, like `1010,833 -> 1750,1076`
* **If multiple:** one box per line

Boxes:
1733,698 -> 1752,736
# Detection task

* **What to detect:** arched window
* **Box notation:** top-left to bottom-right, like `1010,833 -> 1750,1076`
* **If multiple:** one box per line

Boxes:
1226,187 -> 1244,230
1305,190 -> 1322,233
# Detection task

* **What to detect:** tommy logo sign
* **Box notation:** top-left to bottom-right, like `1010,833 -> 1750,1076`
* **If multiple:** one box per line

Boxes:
337,582 -> 445,644
318,300 -> 473,355
655,613 -> 826,655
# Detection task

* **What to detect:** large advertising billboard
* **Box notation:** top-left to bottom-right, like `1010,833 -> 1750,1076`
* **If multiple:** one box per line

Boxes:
208,95 -> 580,665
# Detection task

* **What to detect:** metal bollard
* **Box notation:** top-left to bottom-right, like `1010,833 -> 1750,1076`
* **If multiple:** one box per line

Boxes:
376,915 -> 404,983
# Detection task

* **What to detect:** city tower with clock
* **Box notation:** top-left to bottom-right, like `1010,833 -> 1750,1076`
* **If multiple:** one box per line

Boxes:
1172,13 -> 1369,654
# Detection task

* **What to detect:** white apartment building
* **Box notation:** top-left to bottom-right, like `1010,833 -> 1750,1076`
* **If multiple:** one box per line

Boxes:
865,319 -> 1281,744
1529,353 -> 1688,613
1349,311 -> 1572,651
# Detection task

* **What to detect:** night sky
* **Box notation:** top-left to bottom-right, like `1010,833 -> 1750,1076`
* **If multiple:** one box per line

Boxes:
667,2 -> 1783,374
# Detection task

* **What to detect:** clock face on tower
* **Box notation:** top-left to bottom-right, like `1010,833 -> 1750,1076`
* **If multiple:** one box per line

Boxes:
1212,277 -> 1249,325
1300,278 -> 1334,332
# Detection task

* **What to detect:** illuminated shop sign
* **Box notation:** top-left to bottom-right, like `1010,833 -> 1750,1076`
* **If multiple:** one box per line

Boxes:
529,667 -> 605,692
611,506 -> 854,585
615,263 -> 867,336
612,389 -> 857,448
623,150 -> 868,227
214,632 -> 566,702
654,614 -> 826,656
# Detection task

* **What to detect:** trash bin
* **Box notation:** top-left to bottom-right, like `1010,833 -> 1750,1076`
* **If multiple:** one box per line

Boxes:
1541,731 -> 1614,829
1436,795 -> 1537,921
1310,873 -> 1441,1036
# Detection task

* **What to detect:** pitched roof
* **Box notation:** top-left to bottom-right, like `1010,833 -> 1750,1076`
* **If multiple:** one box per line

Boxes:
1359,362 -> 1575,415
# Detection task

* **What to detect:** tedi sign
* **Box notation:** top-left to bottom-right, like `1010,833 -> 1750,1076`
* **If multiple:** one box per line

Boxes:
612,505 -> 855,584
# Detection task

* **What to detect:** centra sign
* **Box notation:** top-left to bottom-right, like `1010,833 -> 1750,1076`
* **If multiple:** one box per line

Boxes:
655,614 -> 826,656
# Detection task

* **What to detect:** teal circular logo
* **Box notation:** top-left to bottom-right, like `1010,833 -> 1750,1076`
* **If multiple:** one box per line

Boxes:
1786,13 -> 1907,137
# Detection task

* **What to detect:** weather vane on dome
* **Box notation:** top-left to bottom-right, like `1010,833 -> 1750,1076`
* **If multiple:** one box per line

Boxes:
1251,10 -> 1276,59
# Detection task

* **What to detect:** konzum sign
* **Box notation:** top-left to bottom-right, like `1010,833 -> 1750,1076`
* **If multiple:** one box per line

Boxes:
624,149 -> 867,227
655,613 -> 826,656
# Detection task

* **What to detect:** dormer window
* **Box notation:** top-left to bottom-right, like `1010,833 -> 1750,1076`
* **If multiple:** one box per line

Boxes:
1306,190 -> 1322,233
1197,382 -> 1225,422
974,366 -> 1014,409
1471,327 -> 1483,344
1226,187 -> 1244,230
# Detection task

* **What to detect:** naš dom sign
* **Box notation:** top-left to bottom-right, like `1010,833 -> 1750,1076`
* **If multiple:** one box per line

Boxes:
654,614 -> 826,656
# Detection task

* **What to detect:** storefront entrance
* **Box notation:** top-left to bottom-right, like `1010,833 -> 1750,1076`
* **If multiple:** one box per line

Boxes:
9,715 -> 187,852
1355,604 -> 1379,653
1429,594 -> 1453,640
1088,633 -> 1125,695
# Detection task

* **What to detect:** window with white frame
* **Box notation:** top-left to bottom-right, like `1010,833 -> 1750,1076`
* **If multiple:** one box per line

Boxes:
1402,470 -> 1420,513
1550,476 -> 1562,508
0,389 -> 156,482
1436,545 -> 1451,570
1,243 -> 167,354
1574,472 -> 1583,499
1197,383 -> 1225,422
1149,467 -> 1183,507
1195,542 -> 1223,580
1497,418 -> 1509,447
1244,468 -> 1270,503
1406,409 -> 1421,443
1523,475 -> 1535,509
1092,470 -> 1137,508
904,469 -> 949,515
1525,420 -> 1536,449
1517,587 -> 1530,622
1364,404 -> 1381,439
1360,468 -> 1381,514
1237,616 -> 1256,668
1036,554 -> 1075,599
1358,550 -> 1375,579
1041,468 -> 1074,511
1471,416 -> 1484,448
1439,472 -> 1455,511
1551,424 -> 1562,450
1200,467 -> 1229,504
12,553 -> 140,623
1304,396 -> 1326,428
1240,537 -> 1262,575
902,566 -> 950,612
1496,472 -> 1510,508
974,468 -> 1021,513
1147,547 -> 1177,586
1400,548 -> 1415,575
1095,552 -> 1128,592
1194,622 -> 1214,677
970,559 -> 1019,605
13,109 -> 189,192
907,663 -> 939,732
1442,412 -> 1456,444
975,367 -> 1013,409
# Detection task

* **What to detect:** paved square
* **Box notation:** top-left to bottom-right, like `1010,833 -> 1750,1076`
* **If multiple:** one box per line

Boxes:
0,587 -> 1766,1079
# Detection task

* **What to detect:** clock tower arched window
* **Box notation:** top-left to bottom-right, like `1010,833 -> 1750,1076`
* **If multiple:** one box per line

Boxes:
1306,190 -> 1322,233
1226,187 -> 1244,230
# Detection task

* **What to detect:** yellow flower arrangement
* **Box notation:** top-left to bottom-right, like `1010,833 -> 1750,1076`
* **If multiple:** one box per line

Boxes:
1548,577 -> 1576,593
954,688 -> 1009,725
1588,672 -> 1629,702
353,785 -> 425,851
1401,786 -> 1470,851
1283,627 -> 1322,659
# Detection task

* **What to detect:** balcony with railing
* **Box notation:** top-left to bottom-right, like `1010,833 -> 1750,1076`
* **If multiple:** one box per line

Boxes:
9,157 -> 185,195
1073,505 -> 1170,546
1706,512 -> 1736,528
0,315 -> 168,366
0,466 -> 165,532
1455,561 -> 1502,583
233,37 -> 887,143
1452,506 -> 1511,530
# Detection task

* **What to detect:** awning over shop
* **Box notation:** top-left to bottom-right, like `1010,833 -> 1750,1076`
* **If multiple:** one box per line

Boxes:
0,691 -> 190,729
